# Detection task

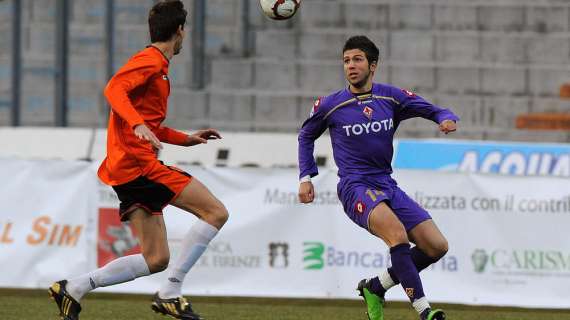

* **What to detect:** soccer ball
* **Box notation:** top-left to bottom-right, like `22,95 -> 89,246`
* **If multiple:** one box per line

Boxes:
259,0 -> 301,20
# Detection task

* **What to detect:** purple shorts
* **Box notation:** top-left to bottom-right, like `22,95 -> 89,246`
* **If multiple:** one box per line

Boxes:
337,174 -> 431,232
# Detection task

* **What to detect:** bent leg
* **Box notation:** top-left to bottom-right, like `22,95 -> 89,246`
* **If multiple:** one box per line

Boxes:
65,208 -> 169,301
408,219 -> 448,260
368,202 -> 409,247
130,208 -> 170,273
368,202 -> 430,314
371,219 -> 449,299
171,177 -> 229,228
159,178 -> 227,299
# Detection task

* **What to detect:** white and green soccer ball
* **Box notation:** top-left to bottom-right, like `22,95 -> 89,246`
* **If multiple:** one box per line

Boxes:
259,0 -> 301,20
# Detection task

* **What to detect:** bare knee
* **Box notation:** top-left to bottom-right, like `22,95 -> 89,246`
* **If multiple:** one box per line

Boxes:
435,239 -> 449,258
384,228 -> 409,247
144,252 -> 170,273
425,238 -> 449,260
369,203 -> 409,247
202,203 -> 229,229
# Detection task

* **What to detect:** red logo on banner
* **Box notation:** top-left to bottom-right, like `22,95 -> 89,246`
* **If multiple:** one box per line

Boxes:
355,200 -> 366,214
97,208 -> 141,267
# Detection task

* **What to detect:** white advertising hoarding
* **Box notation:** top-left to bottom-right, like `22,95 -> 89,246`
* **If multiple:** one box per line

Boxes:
0,159 -> 97,288
1,159 -> 569,308
99,166 -> 570,309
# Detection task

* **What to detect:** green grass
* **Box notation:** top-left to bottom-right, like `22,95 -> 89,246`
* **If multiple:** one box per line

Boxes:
1,288 -> 569,320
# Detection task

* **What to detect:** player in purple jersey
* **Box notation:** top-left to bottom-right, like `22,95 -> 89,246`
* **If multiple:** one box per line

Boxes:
298,36 -> 458,320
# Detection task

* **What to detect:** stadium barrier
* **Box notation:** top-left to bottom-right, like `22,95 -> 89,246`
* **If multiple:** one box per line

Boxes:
394,139 -> 570,177
0,127 -> 335,169
1,127 -> 569,177
1,159 -> 569,308
515,112 -> 570,131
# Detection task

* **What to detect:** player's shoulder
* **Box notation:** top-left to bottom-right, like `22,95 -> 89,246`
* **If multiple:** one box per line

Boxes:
320,88 -> 354,110
306,89 -> 347,119
127,47 -> 163,70
372,82 -> 400,96
372,82 -> 418,102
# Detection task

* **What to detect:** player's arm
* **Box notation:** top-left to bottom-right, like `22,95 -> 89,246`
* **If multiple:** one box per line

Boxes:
155,127 -> 222,146
104,55 -> 163,148
392,87 -> 459,135
298,97 -> 327,203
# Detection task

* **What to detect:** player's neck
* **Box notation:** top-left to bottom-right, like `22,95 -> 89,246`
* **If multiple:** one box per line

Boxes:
150,42 -> 174,60
349,82 -> 373,95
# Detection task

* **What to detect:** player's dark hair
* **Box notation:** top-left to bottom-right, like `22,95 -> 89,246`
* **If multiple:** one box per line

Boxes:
148,0 -> 187,43
343,35 -> 379,65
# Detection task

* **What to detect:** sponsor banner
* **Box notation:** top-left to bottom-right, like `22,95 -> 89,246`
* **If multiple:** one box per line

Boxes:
393,139 -> 570,177
393,170 -> 570,308
99,166 -> 570,309
97,208 -> 141,268
0,159 -> 97,288
98,167 -> 359,297
1,158 -> 568,308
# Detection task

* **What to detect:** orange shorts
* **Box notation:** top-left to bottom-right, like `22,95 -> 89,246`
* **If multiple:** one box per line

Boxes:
112,162 -> 192,221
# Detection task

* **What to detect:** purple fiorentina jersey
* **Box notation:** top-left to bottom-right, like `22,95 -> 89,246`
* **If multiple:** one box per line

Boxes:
298,83 -> 459,179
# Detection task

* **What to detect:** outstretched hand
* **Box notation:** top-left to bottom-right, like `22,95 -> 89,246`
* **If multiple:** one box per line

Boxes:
439,120 -> 457,135
185,128 -> 222,146
134,124 -> 163,149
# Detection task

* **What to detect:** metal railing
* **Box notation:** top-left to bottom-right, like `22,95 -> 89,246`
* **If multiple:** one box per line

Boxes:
6,0 -> 213,127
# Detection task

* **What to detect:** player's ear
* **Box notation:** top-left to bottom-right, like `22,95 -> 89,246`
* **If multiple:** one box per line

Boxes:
369,60 -> 378,72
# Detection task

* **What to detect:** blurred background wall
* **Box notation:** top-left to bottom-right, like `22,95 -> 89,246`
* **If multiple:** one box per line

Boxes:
1,0 -> 569,142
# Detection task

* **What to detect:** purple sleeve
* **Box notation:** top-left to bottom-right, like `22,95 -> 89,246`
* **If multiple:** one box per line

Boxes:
392,87 -> 460,124
298,97 -> 328,179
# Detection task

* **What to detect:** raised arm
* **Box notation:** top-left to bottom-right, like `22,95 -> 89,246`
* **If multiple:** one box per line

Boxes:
392,87 -> 459,126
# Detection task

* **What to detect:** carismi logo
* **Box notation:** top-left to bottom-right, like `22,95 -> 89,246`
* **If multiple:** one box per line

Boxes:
472,249 -> 490,273
472,248 -> 570,277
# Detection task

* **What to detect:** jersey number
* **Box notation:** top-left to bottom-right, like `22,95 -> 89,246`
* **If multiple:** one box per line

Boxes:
366,189 -> 384,202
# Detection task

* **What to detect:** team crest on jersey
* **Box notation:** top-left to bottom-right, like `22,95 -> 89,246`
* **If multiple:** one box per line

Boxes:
162,74 -> 168,80
355,200 -> 366,214
309,97 -> 322,117
362,106 -> 373,119
402,89 -> 415,97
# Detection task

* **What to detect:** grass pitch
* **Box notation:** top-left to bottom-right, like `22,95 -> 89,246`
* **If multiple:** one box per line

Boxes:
1,288 -> 569,320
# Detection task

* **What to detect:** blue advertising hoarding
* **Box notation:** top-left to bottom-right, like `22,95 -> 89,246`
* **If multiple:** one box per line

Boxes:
393,139 -> 570,177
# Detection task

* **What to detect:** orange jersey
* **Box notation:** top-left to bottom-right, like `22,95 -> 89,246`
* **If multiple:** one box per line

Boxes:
98,46 -> 188,186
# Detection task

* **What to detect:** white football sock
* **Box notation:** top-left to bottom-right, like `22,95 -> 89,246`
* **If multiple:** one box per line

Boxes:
379,270 -> 396,290
66,254 -> 150,301
413,296 -> 431,314
158,219 -> 218,299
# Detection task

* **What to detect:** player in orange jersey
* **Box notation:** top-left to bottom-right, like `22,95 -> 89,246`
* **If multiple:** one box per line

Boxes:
49,2 -> 225,319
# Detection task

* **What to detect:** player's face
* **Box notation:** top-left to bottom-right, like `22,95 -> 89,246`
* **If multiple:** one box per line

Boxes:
343,49 -> 375,89
173,26 -> 185,55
